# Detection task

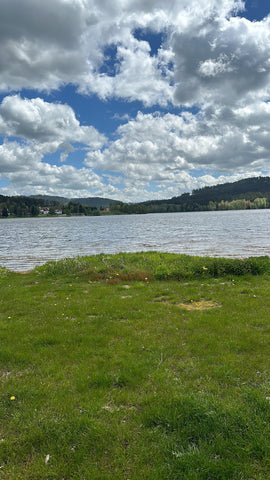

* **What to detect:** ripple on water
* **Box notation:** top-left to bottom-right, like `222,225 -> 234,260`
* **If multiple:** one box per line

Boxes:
0,210 -> 269,271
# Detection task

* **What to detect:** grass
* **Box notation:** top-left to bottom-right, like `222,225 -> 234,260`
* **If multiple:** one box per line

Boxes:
0,252 -> 270,479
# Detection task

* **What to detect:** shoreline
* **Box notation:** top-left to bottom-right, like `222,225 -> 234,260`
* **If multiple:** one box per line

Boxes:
1,252 -> 269,278
0,205 -> 270,220
1,251 -> 270,274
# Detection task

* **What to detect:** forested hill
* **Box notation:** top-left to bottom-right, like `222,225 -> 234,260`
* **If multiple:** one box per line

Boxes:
71,197 -> 118,208
170,176 -> 270,206
30,195 -> 118,209
111,176 -> 270,214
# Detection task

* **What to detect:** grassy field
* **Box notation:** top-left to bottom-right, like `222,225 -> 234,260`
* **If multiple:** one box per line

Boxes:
0,252 -> 270,479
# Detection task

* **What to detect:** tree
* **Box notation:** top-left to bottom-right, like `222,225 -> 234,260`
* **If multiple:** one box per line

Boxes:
30,205 -> 40,216
208,201 -> 216,211
79,204 -> 86,215
2,206 -> 8,217
253,197 -> 268,209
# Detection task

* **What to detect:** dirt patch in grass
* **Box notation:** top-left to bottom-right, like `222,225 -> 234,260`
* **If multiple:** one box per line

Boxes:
176,299 -> 221,310
155,297 -> 222,310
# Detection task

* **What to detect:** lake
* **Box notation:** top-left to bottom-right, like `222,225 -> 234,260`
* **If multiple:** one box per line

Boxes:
0,209 -> 269,271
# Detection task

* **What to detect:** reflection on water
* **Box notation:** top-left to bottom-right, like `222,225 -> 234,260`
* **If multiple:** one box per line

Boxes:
0,209 -> 269,271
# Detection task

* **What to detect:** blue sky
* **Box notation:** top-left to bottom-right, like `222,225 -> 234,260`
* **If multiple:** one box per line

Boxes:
0,0 -> 270,201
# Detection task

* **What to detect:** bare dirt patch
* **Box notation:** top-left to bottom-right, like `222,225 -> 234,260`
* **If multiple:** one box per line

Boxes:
155,298 -> 222,310
176,300 -> 221,311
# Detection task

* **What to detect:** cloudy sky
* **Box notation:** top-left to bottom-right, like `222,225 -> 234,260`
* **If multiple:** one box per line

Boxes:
0,0 -> 269,201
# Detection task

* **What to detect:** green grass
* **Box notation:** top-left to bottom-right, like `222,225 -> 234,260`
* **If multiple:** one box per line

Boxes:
0,253 -> 270,479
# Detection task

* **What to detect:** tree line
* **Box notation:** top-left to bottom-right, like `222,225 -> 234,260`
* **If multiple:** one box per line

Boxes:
0,196 -> 101,217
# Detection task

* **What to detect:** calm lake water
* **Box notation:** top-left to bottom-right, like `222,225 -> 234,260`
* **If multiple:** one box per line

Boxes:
0,209 -> 269,271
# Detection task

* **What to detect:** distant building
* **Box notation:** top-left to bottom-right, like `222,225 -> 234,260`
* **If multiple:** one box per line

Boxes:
39,207 -> 50,214
39,207 -> 62,215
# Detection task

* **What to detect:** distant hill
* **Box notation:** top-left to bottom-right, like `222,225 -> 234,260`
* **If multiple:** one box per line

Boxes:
30,195 -> 69,205
169,176 -> 270,206
70,197 -> 119,208
30,195 -> 119,208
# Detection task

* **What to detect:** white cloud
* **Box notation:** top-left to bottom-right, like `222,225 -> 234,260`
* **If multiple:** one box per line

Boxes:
0,96 -> 108,197
0,140 -> 107,197
198,54 -> 235,77
0,0 -> 269,109
0,0 -> 252,106
0,95 -> 106,150
0,0 -> 174,104
85,104 -> 270,198
0,141 -> 40,173
173,15 -> 270,106
0,0 -> 270,201
1,95 -> 270,201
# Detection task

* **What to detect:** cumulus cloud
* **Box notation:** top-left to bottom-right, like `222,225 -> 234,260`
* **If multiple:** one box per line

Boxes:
0,0 -> 270,200
86,104 -> 270,197
0,0 -> 269,107
0,95 -> 106,150
3,95 -> 269,200
0,0 -> 252,106
0,141 -> 40,174
0,95 -> 108,197
0,0 -> 174,104
0,139 -> 108,198
173,14 -> 270,106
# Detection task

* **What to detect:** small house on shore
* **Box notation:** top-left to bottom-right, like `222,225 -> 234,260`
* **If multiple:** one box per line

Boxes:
39,207 -> 62,215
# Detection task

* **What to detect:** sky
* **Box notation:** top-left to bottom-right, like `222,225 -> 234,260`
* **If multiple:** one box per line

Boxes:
0,0 -> 270,202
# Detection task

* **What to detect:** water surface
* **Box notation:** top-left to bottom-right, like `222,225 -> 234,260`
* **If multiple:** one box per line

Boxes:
0,209 -> 269,271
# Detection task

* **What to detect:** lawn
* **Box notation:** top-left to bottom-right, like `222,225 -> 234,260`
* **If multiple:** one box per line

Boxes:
0,253 -> 269,479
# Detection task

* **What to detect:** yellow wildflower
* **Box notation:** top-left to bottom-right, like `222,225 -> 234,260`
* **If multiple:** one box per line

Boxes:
10,396 -> 15,401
